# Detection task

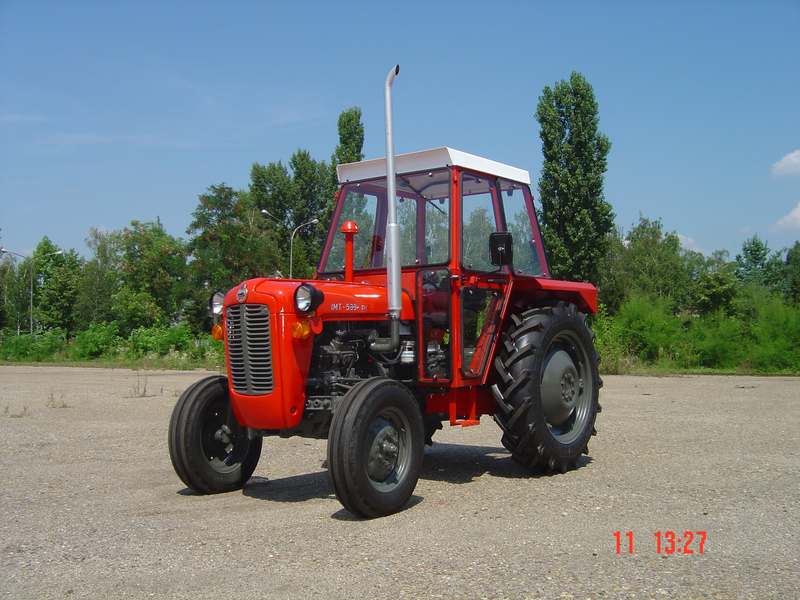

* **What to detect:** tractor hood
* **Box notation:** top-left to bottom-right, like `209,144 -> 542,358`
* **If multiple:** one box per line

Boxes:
223,277 -> 414,321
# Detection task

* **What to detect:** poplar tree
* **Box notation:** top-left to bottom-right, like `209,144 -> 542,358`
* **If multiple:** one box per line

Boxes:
536,72 -> 614,283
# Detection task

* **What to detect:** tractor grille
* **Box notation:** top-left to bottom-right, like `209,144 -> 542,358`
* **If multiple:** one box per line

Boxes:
226,304 -> 274,395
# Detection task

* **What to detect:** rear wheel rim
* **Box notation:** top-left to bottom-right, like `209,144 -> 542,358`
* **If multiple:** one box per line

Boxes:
540,329 -> 594,445
200,397 -> 247,474
365,407 -> 412,493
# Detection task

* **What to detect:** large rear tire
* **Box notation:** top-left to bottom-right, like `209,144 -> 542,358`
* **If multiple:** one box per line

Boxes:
492,302 -> 601,473
168,375 -> 262,493
328,377 -> 424,518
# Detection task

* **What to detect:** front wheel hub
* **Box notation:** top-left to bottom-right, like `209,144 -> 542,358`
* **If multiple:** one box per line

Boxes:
214,424 -> 232,445
367,419 -> 400,483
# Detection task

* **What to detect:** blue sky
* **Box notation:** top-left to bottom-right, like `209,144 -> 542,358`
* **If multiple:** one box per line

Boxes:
1,1 -> 798,258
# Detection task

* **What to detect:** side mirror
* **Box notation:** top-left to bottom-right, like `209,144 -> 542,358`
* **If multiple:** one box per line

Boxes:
489,231 -> 513,267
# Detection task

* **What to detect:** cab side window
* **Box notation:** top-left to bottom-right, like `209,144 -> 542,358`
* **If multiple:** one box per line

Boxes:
460,172 -> 498,271
499,179 -> 541,276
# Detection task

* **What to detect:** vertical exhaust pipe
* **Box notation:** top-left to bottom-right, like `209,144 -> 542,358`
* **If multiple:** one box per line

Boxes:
371,64 -> 401,353
384,63 -> 401,318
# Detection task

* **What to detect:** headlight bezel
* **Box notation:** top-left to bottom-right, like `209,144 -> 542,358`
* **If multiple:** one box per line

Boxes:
294,283 -> 324,313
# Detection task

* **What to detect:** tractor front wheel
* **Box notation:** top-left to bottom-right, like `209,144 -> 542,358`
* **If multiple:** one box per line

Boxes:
168,376 -> 262,493
492,302 -> 601,473
327,377 -> 424,518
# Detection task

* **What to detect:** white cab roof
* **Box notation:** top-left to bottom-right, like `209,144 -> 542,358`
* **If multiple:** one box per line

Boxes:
336,147 -> 531,185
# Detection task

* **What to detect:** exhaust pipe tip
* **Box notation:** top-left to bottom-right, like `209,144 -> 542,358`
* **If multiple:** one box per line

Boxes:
386,64 -> 400,85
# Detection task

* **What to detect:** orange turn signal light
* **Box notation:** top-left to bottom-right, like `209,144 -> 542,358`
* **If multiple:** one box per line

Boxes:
211,323 -> 224,341
291,319 -> 312,340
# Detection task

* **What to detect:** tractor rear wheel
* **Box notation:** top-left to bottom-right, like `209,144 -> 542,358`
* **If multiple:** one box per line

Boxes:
328,377 -> 424,518
168,375 -> 262,493
492,302 -> 601,473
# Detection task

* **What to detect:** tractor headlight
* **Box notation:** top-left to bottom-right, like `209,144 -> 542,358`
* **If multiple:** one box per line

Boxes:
294,283 -> 323,313
209,291 -> 225,319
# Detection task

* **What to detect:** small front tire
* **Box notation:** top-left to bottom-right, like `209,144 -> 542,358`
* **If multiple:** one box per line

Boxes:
168,376 -> 262,493
328,377 -> 424,518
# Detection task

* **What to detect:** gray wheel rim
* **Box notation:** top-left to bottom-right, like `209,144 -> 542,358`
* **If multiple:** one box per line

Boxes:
539,329 -> 594,445
365,407 -> 412,493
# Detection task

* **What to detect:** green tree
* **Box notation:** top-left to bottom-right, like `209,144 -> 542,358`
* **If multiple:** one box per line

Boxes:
322,107 -> 366,250
74,228 -> 123,327
536,72 -> 614,283
19,237 -> 83,333
35,244 -> 83,334
786,241 -> 800,303
111,288 -> 163,335
332,107 -> 365,166
707,249 -> 731,270
117,219 -> 187,321
735,235 -> 769,281
250,161 -> 293,229
735,235 -> 785,294
0,254 -> 13,331
289,150 -> 326,228
249,107 -> 365,277
619,217 -> 690,308
596,228 -> 628,313
2,258 -> 29,334
249,153 -> 328,277
185,184 -> 281,329
691,264 -> 738,315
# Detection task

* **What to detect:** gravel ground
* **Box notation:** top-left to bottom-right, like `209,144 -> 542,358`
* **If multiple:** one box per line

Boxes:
0,365 -> 798,599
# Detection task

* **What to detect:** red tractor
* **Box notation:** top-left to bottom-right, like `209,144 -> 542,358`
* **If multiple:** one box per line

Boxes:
168,65 -> 601,518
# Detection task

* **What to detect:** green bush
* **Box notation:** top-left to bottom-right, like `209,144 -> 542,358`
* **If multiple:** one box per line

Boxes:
71,322 -> 120,359
0,323 -> 222,367
614,295 -> 690,364
592,305 -> 634,374
748,296 -> 800,371
590,288 -> 800,373
687,311 -> 746,369
1,286 -> 796,374
0,329 -> 67,361
125,324 -> 195,357
194,336 -> 224,363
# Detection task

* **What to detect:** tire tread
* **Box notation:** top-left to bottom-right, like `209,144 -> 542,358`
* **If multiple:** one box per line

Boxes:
492,303 -> 601,474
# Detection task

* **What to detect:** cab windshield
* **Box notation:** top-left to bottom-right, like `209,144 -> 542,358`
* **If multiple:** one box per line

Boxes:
321,168 -> 451,273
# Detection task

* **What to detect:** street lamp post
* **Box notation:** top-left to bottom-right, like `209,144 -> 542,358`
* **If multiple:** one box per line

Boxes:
258,210 -> 319,279
0,247 -> 63,334
260,208 -> 279,222
289,219 -> 319,279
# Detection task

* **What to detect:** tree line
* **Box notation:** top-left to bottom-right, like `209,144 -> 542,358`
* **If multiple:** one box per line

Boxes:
0,107 -> 364,362
538,72 -> 800,372
1,75 -> 798,372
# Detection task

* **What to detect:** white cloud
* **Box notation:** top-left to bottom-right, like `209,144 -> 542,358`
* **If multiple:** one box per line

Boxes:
776,202 -> 800,231
677,233 -> 704,254
771,149 -> 800,176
